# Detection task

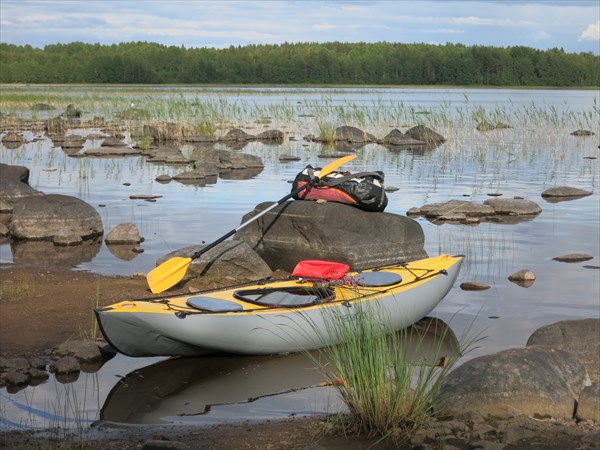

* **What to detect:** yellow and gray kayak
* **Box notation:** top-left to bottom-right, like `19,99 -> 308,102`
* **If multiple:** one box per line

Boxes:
95,254 -> 463,357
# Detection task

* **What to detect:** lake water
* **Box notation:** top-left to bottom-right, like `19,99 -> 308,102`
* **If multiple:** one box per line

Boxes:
0,87 -> 599,431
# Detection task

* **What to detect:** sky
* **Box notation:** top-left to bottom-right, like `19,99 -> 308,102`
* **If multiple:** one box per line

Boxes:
0,1 -> 599,54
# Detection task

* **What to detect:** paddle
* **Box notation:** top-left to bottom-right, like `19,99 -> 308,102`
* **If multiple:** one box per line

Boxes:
146,154 -> 357,293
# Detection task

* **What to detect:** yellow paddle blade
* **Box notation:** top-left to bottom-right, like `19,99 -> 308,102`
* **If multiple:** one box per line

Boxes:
318,154 -> 357,179
146,256 -> 192,294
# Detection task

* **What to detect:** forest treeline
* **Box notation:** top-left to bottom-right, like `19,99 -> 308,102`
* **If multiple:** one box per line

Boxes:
1,41 -> 598,87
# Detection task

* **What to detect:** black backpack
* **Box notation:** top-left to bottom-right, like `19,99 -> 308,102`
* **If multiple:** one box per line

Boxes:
292,166 -> 388,212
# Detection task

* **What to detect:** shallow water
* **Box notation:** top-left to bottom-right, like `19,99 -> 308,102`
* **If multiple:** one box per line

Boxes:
0,87 -> 599,430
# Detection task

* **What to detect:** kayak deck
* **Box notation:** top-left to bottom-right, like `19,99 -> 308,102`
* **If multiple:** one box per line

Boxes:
98,254 -> 460,317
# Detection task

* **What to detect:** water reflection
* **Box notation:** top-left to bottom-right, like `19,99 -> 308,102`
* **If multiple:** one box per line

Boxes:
100,317 -> 459,425
10,237 -> 102,267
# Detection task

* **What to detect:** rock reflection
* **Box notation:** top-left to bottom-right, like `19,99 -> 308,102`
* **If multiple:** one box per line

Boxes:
11,236 -> 102,267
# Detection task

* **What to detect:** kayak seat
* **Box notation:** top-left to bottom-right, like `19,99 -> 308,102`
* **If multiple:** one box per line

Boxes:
353,271 -> 402,287
186,296 -> 244,312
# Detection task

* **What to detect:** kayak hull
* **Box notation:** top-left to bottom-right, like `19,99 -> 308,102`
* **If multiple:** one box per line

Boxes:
96,254 -> 463,357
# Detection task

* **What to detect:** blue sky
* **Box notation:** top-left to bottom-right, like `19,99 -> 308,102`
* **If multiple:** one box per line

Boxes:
1,1 -> 598,54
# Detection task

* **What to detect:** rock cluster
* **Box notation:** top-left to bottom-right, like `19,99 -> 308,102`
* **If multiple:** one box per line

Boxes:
407,198 -> 542,224
0,163 -> 104,248
0,339 -> 115,391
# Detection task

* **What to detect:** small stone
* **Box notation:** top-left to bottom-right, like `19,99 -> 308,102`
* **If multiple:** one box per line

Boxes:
570,129 -> 595,136
460,281 -> 491,291
105,223 -> 142,244
508,269 -> 536,281
553,253 -> 593,263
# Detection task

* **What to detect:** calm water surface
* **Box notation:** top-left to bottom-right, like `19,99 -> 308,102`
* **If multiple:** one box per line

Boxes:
1,87 -> 598,430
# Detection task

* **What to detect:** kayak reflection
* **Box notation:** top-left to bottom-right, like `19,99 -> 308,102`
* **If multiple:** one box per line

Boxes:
100,317 -> 459,425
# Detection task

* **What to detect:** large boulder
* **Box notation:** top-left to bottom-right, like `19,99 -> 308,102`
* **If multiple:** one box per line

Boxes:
527,319 -> 600,383
234,200 -> 427,272
10,194 -> 103,241
437,346 -> 588,420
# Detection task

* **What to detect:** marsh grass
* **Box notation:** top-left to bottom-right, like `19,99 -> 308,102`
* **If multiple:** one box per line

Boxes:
301,303 -> 474,446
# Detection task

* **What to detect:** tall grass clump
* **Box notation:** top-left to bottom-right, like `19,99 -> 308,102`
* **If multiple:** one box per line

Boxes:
304,303 -> 468,446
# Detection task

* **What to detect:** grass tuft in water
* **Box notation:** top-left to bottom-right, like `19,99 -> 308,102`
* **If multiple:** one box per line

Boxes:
304,302 -> 471,446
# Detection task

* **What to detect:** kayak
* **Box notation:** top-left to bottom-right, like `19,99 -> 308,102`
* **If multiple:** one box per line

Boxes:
95,254 -> 463,357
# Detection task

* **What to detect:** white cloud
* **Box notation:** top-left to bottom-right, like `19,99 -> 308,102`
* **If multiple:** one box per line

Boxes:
532,30 -> 551,41
313,23 -> 338,31
579,20 -> 600,41
428,28 -> 465,35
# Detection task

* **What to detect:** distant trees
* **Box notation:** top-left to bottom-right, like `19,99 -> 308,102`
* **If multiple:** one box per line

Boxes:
0,41 -> 598,87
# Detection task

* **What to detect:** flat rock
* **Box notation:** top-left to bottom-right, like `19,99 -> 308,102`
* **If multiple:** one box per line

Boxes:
542,186 -> 592,198
84,146 -> 142,156
101,136 -> 128,147
53,340 -> 104,362
553,253 -> 594,263
407,198 -> 542,224
483,197 -> 542,216
129,194 -> 163,200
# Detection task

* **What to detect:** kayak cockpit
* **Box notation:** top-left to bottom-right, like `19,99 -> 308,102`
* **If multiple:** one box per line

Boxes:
233,286 -> 335,307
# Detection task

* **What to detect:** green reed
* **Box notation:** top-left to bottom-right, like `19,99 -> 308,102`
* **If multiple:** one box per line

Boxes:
299,302 -> 476,446
1,86 -> 597,147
